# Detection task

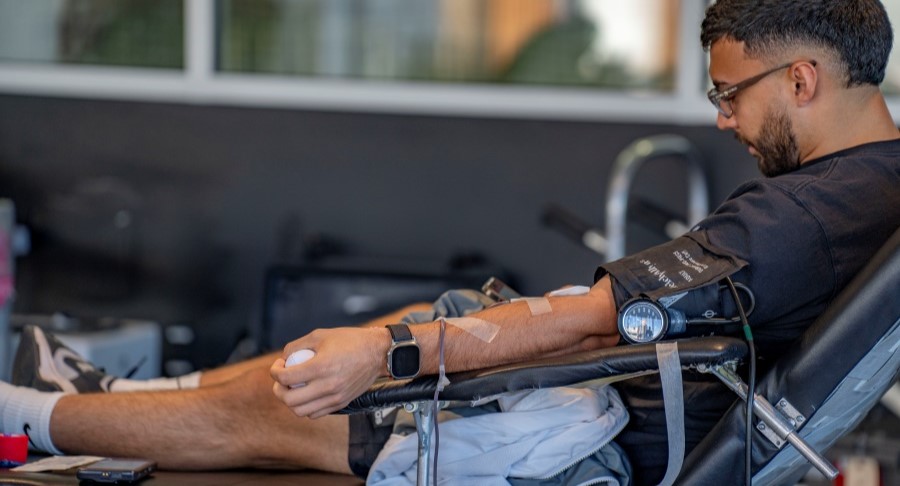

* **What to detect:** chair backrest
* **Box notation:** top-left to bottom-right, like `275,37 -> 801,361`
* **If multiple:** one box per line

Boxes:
676,227 -> 900,484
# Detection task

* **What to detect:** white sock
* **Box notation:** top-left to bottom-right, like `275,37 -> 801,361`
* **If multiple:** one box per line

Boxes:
108,371 -> 202,392
0,382 -> 64,455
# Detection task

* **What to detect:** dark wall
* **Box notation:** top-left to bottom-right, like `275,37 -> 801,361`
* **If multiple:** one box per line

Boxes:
0,94 -> 760,366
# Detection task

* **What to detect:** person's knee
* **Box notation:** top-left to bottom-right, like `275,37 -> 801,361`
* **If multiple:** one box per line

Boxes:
213,365 -> 277,408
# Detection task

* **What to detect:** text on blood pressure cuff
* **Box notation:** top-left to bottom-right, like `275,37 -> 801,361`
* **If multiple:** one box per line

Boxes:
595,232 -> 749,318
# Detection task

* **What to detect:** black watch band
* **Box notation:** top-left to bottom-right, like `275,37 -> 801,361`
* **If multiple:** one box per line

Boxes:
387,323 -> 414,342
385,324 -> 421,379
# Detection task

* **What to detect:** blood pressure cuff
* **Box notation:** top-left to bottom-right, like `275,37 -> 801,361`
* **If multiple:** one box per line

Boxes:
595,232 -> 749,319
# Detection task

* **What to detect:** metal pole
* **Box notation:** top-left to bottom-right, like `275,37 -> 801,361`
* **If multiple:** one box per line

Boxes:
408,401 -> 435,486
707,366 -> 839,480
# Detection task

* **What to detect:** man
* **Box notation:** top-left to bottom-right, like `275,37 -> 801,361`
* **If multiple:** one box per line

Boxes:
2,1 -> 899,485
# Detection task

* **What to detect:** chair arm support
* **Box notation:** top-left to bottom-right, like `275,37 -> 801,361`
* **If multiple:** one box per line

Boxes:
341,336 -> 747,413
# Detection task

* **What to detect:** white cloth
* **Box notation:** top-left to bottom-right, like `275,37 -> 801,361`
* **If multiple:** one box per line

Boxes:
367,384 -> 629,486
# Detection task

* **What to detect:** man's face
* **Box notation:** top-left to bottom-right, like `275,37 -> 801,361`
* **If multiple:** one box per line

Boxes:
708,40 -> 802,177
739,104 -> 801,177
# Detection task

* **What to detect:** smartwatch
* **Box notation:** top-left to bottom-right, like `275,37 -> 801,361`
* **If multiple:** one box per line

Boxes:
385,324 -> 421,379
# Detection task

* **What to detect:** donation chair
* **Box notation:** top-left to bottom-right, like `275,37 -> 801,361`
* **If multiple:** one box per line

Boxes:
342,227 -> 900,485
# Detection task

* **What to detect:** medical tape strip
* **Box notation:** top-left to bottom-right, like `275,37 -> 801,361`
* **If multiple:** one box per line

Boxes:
512,297 -> 553,316
656,341 -> 685,486
445,317 -> 501,343
547,285 -> 591,297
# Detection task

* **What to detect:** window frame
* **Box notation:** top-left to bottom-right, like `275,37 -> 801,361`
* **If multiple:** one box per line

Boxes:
0,0 -> 897,125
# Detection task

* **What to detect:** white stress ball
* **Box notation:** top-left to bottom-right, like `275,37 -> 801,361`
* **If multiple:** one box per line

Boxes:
285,349 -> 315,388
286,349 -> 316,367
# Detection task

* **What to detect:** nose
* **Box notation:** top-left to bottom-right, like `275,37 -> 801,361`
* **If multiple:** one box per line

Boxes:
716,111 -> 737,131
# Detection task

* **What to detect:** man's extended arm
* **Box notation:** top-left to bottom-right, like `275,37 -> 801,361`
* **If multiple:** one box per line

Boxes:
270,276 -> 619,418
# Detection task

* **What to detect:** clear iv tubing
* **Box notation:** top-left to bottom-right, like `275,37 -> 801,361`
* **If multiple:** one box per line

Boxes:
432,318 -> 448,485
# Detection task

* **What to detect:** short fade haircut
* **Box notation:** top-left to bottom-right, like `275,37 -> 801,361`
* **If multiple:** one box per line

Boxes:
701,0 -> 893,87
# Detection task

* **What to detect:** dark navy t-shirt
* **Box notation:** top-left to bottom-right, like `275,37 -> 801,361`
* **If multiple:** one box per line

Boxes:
598,139 -> 900,485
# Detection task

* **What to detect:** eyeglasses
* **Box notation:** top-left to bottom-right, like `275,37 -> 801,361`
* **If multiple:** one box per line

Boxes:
707,60 -> 817,118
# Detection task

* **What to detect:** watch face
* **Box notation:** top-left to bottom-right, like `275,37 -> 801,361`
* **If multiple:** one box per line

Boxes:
389,342 -> 421,379
618,299 -> 668,344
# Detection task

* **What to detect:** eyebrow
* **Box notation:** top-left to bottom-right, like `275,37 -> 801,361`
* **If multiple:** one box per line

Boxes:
708,71 -> 727,88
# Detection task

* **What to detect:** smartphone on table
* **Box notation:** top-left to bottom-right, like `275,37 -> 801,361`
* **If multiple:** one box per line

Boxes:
76,458 -> 157,483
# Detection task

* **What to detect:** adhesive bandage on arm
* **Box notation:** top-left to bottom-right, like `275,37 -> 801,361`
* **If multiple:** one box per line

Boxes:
445,317 -> 501,343
547,285 -> 591,297
508,285 -> 592,317
512,297 -> 553,316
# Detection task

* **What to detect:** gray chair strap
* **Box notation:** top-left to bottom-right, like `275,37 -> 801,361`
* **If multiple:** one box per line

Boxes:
657,341 -> 685,486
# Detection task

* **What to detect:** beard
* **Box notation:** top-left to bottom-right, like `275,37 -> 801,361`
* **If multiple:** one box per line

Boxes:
736,107 -> 801,177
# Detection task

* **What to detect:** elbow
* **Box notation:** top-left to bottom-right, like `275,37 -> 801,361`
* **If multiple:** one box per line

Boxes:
581,278 -> 620,350
578,333 -> 620,352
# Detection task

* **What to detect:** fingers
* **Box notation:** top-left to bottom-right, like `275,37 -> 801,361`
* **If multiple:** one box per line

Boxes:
271,370 -> 368,418
270,327 -> 386,418
290,390 -> 353,419
269,357 -> 307,388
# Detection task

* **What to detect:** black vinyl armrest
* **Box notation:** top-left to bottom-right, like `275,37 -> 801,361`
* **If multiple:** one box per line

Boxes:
341,336 -> 747,413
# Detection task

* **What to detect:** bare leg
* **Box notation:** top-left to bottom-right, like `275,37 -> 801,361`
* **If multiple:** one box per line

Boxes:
50,365 -> 352,473
199,353 -> 280,387
20,302 -> 436,471
56,303 -> 438,468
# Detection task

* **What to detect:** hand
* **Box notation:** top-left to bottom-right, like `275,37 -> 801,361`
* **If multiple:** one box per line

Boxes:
270,326 -> 390,419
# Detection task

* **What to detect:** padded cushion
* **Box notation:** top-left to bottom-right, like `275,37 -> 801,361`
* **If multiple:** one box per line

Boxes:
342,337 -> 747,413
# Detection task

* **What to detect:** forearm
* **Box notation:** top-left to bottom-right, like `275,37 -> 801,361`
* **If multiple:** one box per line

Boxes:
401,277 -> 619,376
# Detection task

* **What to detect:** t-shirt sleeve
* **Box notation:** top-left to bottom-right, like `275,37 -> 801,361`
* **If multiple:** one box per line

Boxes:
596,180 -> 834,346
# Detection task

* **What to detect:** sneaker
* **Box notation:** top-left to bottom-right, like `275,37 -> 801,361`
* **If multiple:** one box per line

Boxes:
12,325 -> 116,393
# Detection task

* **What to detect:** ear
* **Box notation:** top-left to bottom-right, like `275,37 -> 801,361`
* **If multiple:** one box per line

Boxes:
790,61 -> 818,106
